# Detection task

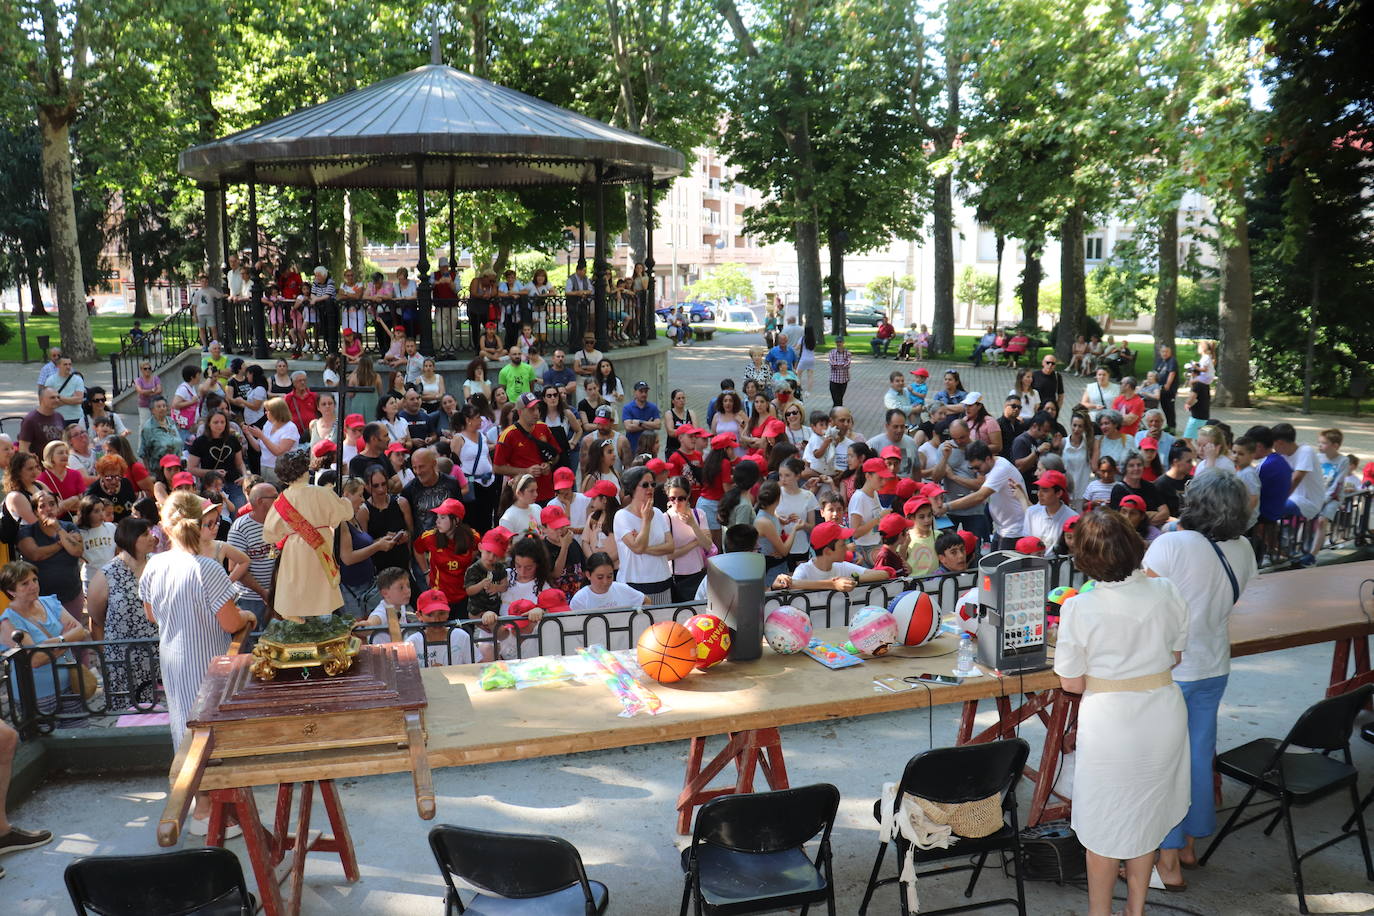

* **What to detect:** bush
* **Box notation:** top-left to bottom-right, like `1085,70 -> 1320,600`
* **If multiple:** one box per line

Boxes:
1175,278 -> 1219,340
0,318 -> 11,348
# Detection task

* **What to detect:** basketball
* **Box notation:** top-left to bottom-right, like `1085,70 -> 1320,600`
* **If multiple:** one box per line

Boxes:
848,606 -> 900,656
636,621 -> 699,683
684,614 -> 732,669
764,605 -> 813,655
887,591 -> 942,647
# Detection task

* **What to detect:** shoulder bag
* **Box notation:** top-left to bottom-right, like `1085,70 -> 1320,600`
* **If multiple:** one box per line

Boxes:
1207,537 -> 1241,604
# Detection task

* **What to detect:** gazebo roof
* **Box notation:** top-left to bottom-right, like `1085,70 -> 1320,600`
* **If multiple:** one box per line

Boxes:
178,64 -> 685,190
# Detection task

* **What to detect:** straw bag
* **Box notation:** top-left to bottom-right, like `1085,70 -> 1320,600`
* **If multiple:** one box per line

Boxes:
911,793 -> 1004,839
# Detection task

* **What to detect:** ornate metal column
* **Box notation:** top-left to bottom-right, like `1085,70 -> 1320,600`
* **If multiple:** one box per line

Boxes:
248,164 -> 268,359
415,157 -> 434,355
643,175 -> 656,346
593,162 -> 608,351
309,186 -> 321,268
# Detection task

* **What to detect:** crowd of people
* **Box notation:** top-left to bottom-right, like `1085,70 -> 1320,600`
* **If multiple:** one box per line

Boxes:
192,256 -> 650,356
1,317 -> 1370,896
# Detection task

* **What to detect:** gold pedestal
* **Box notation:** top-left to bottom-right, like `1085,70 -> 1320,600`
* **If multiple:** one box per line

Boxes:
250,633 -> 361,680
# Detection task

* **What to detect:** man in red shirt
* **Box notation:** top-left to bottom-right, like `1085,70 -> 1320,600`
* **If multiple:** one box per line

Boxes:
492,392 -> 562,501
284,371 -> 319,438
870,316 -> 895,356
1111,376 -> 1145,437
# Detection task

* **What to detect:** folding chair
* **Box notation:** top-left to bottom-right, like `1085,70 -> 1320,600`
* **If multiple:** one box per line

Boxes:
1345,723 -> 1374,830
428,823 -> 608,915
859,738 -> 1030,916
679,782 -> 839,916
64,846 -> 254,915
1199,684 -> 1374,914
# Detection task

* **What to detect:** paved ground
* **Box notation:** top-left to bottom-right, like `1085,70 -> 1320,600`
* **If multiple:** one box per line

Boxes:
5,343 -> 1374,914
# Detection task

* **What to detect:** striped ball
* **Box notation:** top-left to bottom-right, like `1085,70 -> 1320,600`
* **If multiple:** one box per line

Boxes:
887,591 -> 942,647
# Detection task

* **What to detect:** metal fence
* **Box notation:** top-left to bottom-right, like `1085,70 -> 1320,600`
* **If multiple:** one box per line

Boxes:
1,560 -> 1088,738
1257,487 -> 1374,569
217,292 -> 655,363
108,300 -> 200,397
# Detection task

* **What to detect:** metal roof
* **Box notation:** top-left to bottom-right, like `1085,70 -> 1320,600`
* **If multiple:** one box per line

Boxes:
178,64 -> 686,189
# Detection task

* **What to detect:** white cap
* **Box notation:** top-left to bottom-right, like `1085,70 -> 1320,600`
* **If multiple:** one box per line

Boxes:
962,391 -> 983,407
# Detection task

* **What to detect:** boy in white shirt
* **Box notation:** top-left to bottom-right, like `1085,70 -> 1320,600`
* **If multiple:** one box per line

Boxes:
571,551 -> 649,610
771,522 -> 891,592
362,566 -> 415,630
405,587 -> 474,667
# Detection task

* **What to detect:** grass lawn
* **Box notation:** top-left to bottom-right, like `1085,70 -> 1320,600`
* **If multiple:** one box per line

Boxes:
0,313 -> 136,363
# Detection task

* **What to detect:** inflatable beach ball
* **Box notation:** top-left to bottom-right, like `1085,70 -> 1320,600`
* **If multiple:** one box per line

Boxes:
764,605 -> 813,655
887,591 -> 942,647
684,614 -> 732,669
849,606 -> 900,656
1046,585 -> 1078,606
1077,580 -> 1097,594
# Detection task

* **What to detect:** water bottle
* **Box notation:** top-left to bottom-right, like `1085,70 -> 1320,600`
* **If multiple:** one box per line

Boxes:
954,633 -> 976,676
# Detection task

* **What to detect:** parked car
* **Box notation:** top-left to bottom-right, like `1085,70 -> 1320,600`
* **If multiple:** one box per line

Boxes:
819,302 -> 884,326
655,300 -> 716,323
714,307 -> 761,331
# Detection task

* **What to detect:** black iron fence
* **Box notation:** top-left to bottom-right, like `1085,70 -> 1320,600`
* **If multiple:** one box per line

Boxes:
108,302 -> 200,397
1257,487 -> 1374,569
218,291 -> 655,362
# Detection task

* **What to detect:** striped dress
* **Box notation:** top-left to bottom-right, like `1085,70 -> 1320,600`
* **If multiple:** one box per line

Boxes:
138,550 -> 237,751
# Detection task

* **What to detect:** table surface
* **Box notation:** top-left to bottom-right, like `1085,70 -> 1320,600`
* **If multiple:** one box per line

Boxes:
197,561 -> 1374,791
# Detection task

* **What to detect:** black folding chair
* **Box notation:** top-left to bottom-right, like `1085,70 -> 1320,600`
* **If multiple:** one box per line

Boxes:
1199,684 -> 1374,914
859,738 -> 1030,916
1344,722 -> 1374,830
64,846 -> 254,915
428,823 -> 608,915
679,782 -> 840,916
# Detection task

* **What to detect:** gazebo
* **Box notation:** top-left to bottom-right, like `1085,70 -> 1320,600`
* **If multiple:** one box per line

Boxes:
178,62 -> 686,359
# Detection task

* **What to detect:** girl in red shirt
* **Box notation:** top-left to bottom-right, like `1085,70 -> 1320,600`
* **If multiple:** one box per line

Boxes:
698,434 -> 735,550
413,498 -> 475,617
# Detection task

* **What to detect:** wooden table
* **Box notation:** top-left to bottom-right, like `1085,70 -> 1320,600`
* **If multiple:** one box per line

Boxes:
177,561 -> 1374,903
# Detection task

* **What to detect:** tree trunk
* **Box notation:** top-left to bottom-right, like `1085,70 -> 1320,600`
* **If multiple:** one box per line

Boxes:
468,0 -> 489,77
992,235 -> 1004,330
20,242 -> 46,316
203,187 -> 223,287
37,104 -> 94,359
1215,186 -> 1252,408
1020,240 -> 1042,330
625,187 -> 645,268
930,172 -> 955,354
827,226 -> 846,340
1056,208 -> 1085,362
1153,207 -> 1178,355
343,190 -> 364,275
128,211 -> 151,319
794,208 -> 824,344
493,242 -> 512,276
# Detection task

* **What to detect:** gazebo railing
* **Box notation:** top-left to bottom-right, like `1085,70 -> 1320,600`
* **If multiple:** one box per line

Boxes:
216,292 -> 655,362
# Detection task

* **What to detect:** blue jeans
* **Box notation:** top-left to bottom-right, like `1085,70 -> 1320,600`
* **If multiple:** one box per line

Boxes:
1162,674 -> 1228,848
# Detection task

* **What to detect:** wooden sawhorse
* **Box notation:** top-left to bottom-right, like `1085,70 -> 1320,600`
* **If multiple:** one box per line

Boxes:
676,728 -> 790,834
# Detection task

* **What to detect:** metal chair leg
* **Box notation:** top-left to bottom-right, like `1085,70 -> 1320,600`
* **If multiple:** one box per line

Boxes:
678,872 -> 691,916
1350,782 -> 1374,881
858,841 -> 888,916
1200,781 -> 1264,865
1263,805 -> 1286,836
1277,797 -> 1308,915
1343,784 -> 1374,833
965,850 -> 989,897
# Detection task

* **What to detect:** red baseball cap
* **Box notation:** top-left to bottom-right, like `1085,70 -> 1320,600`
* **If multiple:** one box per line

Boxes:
507,598 -> 539,632
760,418 -> 786,438
485,320 -> 497,329
1138,437 -> 1159,450
645,458 -> 670,475
433,498 -> 466,519
919,482 -> 945,500
311,439 -> 337,457
1063,514 -> 1081,533
479,526 -> 513,553
416,588 -> 450,616
1034,470 -> 1068,491
879,445 -> 903,461
540,504 -> 571,529
710,433 -> 738,450
676,425 -> 702,438
957,530 -> 980,555
344,413 -> 365,430
878,513 -> 913,538
895,478 -> 919,500
159,453 -> 182,468
1015,536 -> 1045,555
911,367 -> 930,377
393,324 -> 406,333
587,480 -> 619,499
1117,494 -> 1147,512
385,442 -> 408,455
810,521 -> 854,552
172,471 -> 196,488
342,327 -> 354,337
536,587 -> 571,615
903,496 -> 932,516
862,457 -> 894,479
593,414 -> 613,427
552,466 -> 576,490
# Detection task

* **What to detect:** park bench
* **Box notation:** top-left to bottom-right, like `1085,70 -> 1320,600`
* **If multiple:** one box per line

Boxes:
691,324 -> 715,341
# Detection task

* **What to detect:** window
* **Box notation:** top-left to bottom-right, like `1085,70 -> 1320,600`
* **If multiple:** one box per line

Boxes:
976,225 -> 998,262
1085,236 -> 1104,261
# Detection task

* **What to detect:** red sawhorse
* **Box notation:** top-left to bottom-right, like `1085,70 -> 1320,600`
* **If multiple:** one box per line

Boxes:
676,728 -> 791,834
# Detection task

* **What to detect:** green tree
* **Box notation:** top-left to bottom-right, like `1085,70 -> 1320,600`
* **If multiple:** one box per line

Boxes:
687,262 -> 754,302
867,275 -> 915,313
956,266 -> 998,312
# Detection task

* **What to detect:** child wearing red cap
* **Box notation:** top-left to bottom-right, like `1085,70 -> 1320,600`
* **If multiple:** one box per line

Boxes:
539,503 -> 586,599
406,588 -> 475,667
872,513 -> 912,577
904,496 -> 939,576
463,526 -> 516,658
1022,470 -> 1075,557
772,521 -> 892,591
848,456 -> 892,563
413,499 -> 476,614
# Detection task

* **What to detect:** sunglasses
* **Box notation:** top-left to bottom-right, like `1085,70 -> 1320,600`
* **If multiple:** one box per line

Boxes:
140,365 -> 151,370
637,481 -> 654,489
666,494 -> 687,502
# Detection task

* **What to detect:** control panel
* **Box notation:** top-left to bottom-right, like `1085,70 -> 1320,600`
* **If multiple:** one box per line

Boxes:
974,552 -> 1051,674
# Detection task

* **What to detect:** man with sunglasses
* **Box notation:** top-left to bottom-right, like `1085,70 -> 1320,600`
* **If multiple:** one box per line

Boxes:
493,392 -> 562,502
571,334 -> 602,379
1030,354 -> 1065,411
621,381 -> 661,455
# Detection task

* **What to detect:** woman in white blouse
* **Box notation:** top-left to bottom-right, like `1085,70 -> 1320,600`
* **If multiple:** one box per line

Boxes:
611,467 -> 673,603
243,398 -> 300,485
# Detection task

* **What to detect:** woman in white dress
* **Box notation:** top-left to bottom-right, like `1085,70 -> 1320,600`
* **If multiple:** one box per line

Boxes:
1054,509 -> 1189,916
